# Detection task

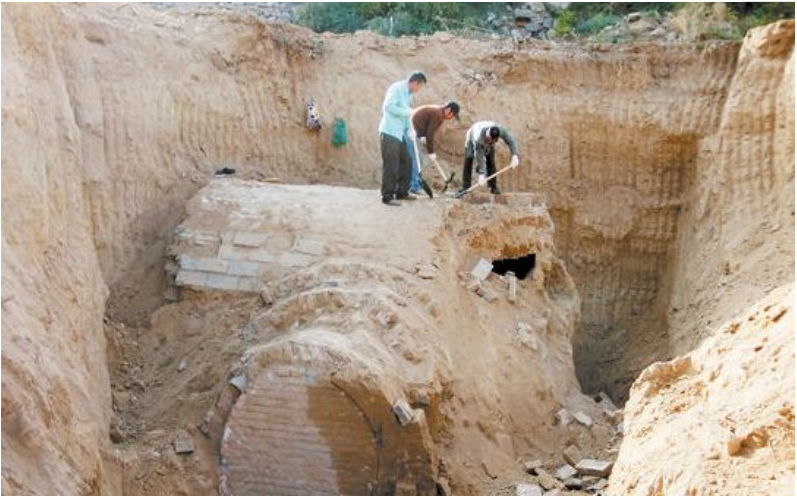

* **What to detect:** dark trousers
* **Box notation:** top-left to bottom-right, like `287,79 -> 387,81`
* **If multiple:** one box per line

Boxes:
462,151 -> 497,190
380,133 -> 412,201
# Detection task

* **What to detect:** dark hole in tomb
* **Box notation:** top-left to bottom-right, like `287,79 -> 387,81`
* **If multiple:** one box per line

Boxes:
491,253 -> 536,280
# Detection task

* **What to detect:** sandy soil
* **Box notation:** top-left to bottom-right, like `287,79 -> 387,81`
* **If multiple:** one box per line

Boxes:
1,2 -> 793,495
610,283 -> 795,495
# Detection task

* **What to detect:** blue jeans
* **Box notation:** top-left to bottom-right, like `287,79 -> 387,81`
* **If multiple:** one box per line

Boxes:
406,136 -> 423,192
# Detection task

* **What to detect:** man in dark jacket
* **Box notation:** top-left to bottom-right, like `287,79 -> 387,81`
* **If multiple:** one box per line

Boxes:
459,121 -> 520,195
407,101 -> 460,193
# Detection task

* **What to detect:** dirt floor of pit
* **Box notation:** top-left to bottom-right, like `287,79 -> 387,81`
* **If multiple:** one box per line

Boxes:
105,293 -> 250,495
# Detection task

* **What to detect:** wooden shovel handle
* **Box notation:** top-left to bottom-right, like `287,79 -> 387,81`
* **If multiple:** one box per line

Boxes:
458,164 -> 515,197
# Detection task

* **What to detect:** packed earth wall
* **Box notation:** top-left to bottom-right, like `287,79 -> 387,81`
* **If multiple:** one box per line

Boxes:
1,3 -> 793,495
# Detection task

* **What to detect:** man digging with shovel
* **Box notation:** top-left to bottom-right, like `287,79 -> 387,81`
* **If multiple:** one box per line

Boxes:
457,121 -> 520,197
408,101 -> 461,194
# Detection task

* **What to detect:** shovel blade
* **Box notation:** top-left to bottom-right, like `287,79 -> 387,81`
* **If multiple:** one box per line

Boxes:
439,172 -> 455,193
420,177 -> 434,199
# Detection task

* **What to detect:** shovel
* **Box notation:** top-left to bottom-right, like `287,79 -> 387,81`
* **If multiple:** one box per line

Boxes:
454,163 -> 516,199
431,157 -> 456,193
410,135 -> 434,199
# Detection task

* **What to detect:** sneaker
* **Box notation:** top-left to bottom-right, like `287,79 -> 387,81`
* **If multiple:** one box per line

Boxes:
490,187 -> 502,195
409,189 -> 423,195
382,198 -> 401,206
397,193 -> 417,201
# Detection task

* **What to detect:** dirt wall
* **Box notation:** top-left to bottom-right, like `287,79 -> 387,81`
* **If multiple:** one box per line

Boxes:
1,3 -> 792,494
664,20 -> 795,355
2,5 -> 117,493
608,20 -> 795,496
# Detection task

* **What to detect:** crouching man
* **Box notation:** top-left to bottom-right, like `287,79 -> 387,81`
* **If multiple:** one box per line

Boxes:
460,121 -> 519,195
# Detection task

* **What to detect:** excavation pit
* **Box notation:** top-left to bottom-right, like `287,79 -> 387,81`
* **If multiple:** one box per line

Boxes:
2,5 -> 793,495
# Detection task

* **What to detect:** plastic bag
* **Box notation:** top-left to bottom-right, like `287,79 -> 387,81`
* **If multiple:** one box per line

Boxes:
332,118 -> 348,147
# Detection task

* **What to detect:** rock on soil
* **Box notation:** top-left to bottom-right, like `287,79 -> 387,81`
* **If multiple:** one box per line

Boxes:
575,459 -> 613,478
516,483 -> 543,496
173,435 -> 195,455
555,464 -> 578,481
562,445 -> 582,467
392,399 -> 414,426
533,469 -> 559,491
523,460 -> 543,474
573,411 -> 593,428
555,408 -> 573,426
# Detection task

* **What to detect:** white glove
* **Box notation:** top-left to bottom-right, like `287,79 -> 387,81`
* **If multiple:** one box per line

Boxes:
510,155 -> 520,169
420,136 -> 427,145
477,174 -> 487,186
428,153 -> 437,162
408,128 -> 417,140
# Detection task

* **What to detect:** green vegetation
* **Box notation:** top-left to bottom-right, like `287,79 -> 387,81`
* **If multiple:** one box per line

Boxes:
297,3 -> 505,36
550,2 -> 793,41
728,2 -> 796,31
551,9 -> 576,38
575,13 -> 623,35
297,3 -> 365,33
665,2 -> 794,41
297,2 -> 795,41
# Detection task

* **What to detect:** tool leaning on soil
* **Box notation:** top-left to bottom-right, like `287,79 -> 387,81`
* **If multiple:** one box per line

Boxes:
410,135 -> 434,199
431,157 -> 456,193
455,163 -> 517,199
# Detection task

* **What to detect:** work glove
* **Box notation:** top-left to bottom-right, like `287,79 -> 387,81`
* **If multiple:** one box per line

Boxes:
477,174 -> 487,186
420,136 -> 427,145
428,153 -> 437,162
510,155 -> 520,169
